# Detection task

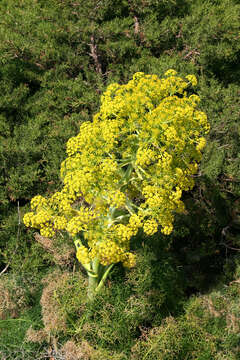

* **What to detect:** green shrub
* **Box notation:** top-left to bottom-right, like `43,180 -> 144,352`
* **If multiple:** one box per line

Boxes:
131,271 -> 240,359
22,246 -> 185,357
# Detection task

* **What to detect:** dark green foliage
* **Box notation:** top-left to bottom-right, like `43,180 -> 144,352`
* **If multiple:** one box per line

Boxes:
181,0 -> 240,85
132,264 -> 240,359
167,177 -> 230,292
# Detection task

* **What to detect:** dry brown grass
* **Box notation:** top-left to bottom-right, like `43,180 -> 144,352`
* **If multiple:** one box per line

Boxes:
60,340 -> 93,360
34,233 -> 75,267
0,276 -> 26,320
25,326 -> 48,343
40,271 -> 70,335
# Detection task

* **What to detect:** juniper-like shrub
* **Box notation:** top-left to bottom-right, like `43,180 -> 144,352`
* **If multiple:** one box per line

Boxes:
23,70 -> 209,300
131,267 -> 240,360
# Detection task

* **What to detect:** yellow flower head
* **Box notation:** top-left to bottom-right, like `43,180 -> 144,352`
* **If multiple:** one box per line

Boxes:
24,70 -> 209,270
164,69 -> 177,77
186,74 -> 197,87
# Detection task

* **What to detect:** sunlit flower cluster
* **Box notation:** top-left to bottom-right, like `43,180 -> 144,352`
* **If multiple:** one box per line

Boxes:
94,240 -> 124,266
143,219 -> 159,236
76,245 -> 90,265
24,70 -> 209,270
66,207 -> 95,236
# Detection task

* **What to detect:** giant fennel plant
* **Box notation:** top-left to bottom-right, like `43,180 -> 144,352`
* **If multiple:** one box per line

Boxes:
24,70 -> 209,300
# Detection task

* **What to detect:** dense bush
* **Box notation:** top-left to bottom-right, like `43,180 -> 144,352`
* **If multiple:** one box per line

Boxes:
132,259 -> 240,359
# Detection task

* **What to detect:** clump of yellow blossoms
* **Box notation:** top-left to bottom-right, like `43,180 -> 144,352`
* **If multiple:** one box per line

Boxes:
24,70 -> 209,298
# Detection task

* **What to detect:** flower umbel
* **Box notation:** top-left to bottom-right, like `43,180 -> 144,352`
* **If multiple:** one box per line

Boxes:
24,70 -> 209,298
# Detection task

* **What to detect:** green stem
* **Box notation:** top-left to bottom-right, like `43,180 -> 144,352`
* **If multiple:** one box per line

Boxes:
87,272 -> 99,301
87,259 -> 114,301
95,264 -> 114,294
87,257 -> 99,301
85,209 -> 121,301
125,204 -> 134,215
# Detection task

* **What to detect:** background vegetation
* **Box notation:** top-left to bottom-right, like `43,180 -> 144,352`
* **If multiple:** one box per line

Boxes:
0,0 -> 240,358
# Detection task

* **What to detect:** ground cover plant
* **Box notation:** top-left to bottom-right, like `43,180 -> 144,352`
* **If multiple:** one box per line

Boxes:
0,0 -> 240,358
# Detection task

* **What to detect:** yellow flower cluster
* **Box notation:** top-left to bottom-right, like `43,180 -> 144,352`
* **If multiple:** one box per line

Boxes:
23,209 -> 52,229
54,216 -> 68,230
76,245 -> 90,265
23,201 -> 55,237
129,214 -> 142,230
66,208 -> 95,236
112,223 -> 138,243
48,191 -> 72,213
31,195 -> 48,211
106,190 -> 126,208
161,224 -> 174,235
40,226 -> 55,238
24,70 -> 209,270
196,137 -> 206,151
23,190 -> 74,236
164,69 -> 177,77
95,240 -> 124,266
23,212 -> 35,227
100,158 -> 118,177
136,148 -> 157,167
185,74 -> 198,87
143,219 -> 158,236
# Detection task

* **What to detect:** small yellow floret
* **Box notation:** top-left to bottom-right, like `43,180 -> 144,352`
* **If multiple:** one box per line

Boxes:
186,74 -> 197,87
122,252 -> 136,268
164,69 -> 177,76
196,137 -> 206,151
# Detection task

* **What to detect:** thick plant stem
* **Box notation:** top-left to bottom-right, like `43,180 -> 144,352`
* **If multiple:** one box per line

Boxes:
87,272 -> 99,301
87,258 -> 114,301
87,257 -> 99,301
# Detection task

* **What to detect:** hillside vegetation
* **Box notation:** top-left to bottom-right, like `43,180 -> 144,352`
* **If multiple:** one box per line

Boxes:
0,0 -> 240,359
